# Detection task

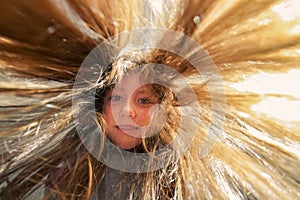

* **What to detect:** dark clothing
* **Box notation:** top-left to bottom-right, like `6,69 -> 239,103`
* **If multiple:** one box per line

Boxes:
91,167 -> 142,200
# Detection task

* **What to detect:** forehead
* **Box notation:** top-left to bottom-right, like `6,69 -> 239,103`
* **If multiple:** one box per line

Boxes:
113,72 -> 143,91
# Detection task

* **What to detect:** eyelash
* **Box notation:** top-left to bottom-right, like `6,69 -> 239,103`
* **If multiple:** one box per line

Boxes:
137,98 -> 151,105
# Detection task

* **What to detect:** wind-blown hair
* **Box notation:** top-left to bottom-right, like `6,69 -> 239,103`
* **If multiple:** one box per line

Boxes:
0,0 -> 300,199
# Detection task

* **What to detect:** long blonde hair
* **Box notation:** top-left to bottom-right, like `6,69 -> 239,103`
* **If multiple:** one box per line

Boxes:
0,0 -> 299,199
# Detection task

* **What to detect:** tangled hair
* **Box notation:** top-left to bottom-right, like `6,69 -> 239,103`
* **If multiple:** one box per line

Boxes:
1,0 -> 300,199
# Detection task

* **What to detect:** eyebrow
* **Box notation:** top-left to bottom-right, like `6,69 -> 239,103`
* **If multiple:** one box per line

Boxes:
135,90 -> 157,100
112,85 -> 150,92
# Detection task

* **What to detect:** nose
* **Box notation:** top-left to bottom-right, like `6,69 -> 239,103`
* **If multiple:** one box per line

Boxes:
120,102 -> 136,118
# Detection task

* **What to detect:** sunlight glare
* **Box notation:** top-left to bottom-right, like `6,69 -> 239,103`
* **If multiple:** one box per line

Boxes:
231,69 -> 300,121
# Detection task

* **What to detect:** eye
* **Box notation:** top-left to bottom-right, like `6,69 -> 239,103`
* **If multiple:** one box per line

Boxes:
138,98 -> 151,105
110,95 -> 123,102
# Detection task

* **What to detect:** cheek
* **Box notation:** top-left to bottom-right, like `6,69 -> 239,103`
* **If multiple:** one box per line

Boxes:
136,107 -> 152,123
103,105 -> 115,124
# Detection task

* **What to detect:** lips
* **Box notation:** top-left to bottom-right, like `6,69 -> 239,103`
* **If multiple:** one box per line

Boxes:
117,125 -> 139,130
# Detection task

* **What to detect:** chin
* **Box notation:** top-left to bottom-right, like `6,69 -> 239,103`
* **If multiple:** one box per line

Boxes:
117,141 -> 141,150
111,137 -> 141,150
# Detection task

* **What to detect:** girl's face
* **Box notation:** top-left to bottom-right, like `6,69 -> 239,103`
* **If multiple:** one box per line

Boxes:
103,73 -> 157,150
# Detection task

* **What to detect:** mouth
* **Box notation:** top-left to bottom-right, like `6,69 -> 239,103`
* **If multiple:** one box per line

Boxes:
116,125 -> 139,131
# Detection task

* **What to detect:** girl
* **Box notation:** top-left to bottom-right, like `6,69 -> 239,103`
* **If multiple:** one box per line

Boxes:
1,0 -> 300,199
